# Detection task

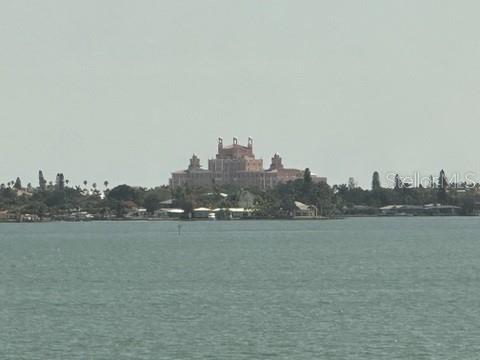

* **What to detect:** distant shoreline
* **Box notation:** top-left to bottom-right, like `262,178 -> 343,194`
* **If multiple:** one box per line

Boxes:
1,214 -> 476,224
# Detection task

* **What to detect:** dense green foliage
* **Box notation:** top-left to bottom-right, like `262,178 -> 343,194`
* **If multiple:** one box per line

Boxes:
1,169 -> 479,220
0,175 -> 171,219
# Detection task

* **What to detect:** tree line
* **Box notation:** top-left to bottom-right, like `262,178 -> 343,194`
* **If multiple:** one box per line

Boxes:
1,168 -> 479,219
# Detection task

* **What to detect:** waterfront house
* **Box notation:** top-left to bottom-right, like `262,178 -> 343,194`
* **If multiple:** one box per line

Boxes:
125,207 -> 148,218
192,207 -> 212,219
212,208 -> 254,219
380,204 -> 461,216
159,199 -> 174,207
0,210 -> 16,221
379,205 -> 424,216
424,204 -> 461,216
293,201 -> 318,218
154,208 -> 184,218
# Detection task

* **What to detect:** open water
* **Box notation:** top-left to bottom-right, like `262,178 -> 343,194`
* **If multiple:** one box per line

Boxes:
1,218 -> 479,359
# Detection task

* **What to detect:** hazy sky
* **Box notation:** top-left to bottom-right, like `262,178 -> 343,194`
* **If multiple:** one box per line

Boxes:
2,1 -> 480,188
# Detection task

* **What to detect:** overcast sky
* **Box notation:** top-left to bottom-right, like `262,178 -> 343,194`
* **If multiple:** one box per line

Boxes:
1,1 -> 480,188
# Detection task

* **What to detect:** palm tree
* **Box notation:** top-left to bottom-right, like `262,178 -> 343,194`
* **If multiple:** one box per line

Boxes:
104,180 -> 109,189
65,179 -> 70,187
83,180 -> 88,189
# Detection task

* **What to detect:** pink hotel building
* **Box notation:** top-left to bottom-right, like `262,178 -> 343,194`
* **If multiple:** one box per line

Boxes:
170,137 -> 326,189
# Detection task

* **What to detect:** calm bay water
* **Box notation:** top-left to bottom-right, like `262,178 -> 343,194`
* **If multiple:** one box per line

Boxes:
1,218 -> 480,359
